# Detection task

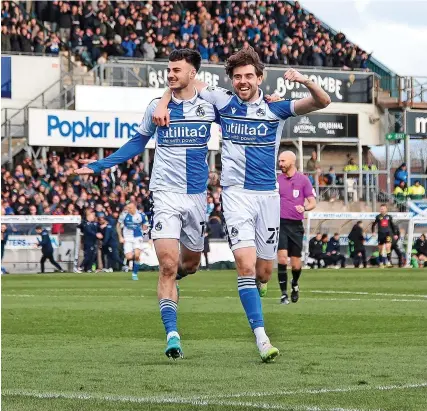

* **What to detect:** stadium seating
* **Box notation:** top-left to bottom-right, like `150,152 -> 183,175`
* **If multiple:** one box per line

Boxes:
1,1 -> 371,69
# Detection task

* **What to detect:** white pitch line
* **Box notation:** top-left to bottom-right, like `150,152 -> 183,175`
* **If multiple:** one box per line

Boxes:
308,290 -> 427,298
200,382 -> 427,400
1,389 -> 383,411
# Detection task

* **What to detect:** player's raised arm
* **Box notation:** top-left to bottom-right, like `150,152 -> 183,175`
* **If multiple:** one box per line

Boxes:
285,69 -> 331,115
72,101 -> 158,175
152,88 -> 172,127
152,79 -> 212,127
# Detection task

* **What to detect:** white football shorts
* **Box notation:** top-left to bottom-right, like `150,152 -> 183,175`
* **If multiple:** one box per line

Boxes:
151,191 -> 206,252
222,187 -> 280,260
123,237 -> 144,254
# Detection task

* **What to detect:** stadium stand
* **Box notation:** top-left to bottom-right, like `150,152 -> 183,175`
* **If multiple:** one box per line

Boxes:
2,1 -> 372,69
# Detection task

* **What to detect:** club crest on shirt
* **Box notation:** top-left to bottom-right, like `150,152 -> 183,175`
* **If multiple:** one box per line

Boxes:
256,108 -> 265,116
231,107 -> 237,114
196,105 -> 205,117
155,221 -> 163,231
230,227 -> 239,238
293,189 -> 300,198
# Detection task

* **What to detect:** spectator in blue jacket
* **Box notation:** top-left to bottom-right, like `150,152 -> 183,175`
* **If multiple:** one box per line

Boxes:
35,226 -> 64,273
394,163 -> 408,187
198,38 -> 210,61
122,35 -> 136,57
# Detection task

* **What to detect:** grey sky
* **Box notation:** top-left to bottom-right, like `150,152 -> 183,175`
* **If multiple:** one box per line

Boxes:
300,0 -> 427,76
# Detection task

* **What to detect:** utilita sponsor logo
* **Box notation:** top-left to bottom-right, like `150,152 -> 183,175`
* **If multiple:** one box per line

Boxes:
162,124 -> 209,138
275,75 -> 343,100
47,116 -> 138,142
224,122 -> 269,137
293,117 -> 316,134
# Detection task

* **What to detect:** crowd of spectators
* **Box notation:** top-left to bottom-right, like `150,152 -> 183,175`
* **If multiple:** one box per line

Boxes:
1,150 -> 225,238
2,1 -> 371,69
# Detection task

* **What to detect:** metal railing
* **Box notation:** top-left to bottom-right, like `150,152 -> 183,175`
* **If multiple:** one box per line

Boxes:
303,170 -> 399,210
380,75 -> 427,104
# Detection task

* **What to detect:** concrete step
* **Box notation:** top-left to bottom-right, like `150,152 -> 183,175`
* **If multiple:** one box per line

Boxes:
1,137 -> 26,165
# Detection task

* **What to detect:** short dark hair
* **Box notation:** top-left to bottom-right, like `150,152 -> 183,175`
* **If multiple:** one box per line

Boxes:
35,225 -> 42,230
169,49 -> 201,72
380,203 -> 387,208
321,233 -> 328,240
334,232 -> 339,236
225,46 -> 264,78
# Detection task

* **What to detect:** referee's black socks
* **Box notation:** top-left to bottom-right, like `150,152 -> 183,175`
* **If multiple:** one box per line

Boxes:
292,268 -> 302,286
278,264 -> 287,295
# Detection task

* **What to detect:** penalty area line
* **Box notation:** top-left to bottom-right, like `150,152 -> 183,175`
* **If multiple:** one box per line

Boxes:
1,389 -> 383,411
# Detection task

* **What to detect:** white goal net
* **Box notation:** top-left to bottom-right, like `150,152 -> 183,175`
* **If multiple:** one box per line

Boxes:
304,212 -> 414,267
1,215 -> 81,273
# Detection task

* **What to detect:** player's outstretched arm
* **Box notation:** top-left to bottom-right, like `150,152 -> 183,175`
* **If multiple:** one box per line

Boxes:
71,132 -> 151,175
285,69 -> 331,115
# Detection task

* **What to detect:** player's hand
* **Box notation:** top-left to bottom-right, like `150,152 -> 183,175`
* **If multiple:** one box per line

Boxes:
96,233 -> 103,239
284,68 -> 308,85
70,166 -> 94,176
295,205 -> 305,213
78,159 -> 97,164
119,238 -> 125,244
265,93 -> 281,103
393,235 -> 398,240
152,104 -> 170,127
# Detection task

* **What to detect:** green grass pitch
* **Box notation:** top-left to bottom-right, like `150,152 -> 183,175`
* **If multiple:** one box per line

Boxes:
2,268 -> 426,411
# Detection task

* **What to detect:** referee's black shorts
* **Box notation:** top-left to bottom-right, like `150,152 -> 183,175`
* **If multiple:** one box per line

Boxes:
278,218 -> 304,257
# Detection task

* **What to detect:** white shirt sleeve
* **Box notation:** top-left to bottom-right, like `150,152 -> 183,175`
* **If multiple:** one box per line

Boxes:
136,99 -> 159,136
199,86 -> 233,110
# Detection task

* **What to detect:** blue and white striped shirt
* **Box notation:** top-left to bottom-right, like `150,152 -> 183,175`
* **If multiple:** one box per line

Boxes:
118,211 -> 149,239
199,87 -> 296,191
88,91 -> 216,194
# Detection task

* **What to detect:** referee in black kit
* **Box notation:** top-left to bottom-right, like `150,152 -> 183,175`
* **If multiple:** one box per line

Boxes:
277,152 -> 316,304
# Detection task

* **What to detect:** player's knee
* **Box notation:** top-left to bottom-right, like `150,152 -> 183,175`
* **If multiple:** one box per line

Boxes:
160,258 -> 178,278
277,255 -> 287,265
236,262 -> 256,277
